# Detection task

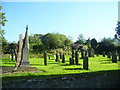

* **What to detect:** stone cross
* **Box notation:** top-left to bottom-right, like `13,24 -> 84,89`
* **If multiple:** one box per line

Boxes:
20,25 -> 30,67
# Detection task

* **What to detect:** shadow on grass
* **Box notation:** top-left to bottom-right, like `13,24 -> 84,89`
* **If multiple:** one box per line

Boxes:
60,63 -> 82,66
2,69 -> 120,82
64,68 -> 83,70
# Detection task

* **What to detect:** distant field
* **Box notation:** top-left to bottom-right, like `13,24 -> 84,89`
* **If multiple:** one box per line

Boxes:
2,54 -> 120,80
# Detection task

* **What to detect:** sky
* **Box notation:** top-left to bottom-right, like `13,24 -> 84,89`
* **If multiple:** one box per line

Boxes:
1,1 -> 119,43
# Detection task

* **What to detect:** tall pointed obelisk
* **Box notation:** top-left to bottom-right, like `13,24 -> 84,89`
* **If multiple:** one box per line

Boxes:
20,25 -> 30,67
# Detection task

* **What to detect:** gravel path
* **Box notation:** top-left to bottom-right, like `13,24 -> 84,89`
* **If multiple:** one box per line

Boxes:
2,71 -> 120,88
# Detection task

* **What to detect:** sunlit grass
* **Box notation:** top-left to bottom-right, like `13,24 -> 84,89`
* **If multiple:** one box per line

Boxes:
2,54 -> 120,80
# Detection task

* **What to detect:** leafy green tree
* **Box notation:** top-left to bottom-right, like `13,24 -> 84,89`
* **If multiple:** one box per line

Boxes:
91,38 -> 97,50
75,34 -> 85,44
97,37 -> 116,54
40,33 -> 72,49
29,34 -> 43,51
0,5 -> 7,36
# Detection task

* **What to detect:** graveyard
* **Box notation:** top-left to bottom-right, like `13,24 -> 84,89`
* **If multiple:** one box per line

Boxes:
1,2 -> 120,88
1,24 -> 120,88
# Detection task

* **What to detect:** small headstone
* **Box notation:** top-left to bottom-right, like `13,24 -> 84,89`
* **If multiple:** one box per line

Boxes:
55,53 -> 59,62
91,48 -> 95,57
44,51 -> 47,65
69,57 -> 74,65
112,51 -> 117,63
81,51 -> 84,59
75,51 -> 79,65
60,52 -> 62,59
83,51 -> 89,70
107,52 -> 111,58
62,54 -> 65,63
102,51 -> 106,57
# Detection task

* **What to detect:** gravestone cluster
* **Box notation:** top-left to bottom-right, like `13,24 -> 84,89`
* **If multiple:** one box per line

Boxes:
14,25 -> 30,70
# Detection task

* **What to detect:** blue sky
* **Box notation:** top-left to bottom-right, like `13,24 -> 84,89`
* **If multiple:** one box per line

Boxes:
2,2 -> 118,42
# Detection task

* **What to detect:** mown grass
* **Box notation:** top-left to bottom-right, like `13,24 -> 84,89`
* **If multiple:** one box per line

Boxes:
2,54 -> 120,80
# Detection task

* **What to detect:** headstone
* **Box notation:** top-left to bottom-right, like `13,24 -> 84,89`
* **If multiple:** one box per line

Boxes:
60,52 -> 62,59
88,48 -> 91,57
14,34 -> 23,70
69,57 -> 74,65
112,51 -> 117,63
56,53 -> 59,62
107,52 -> 111,58
62,54 -> 65,63
83,51 -> 89,70
75,50 -> 79,65
91,48 -> 95,57
102,51 -> 106,57
20,25 -> 30,67
44,51 -> 47,65
11,49 -> 14,61
81,51 -> 84,59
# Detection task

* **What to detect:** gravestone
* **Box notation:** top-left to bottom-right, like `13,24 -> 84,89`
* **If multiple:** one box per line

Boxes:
102,51 -> 106,57
69,57 -> 74,65
60,52 -> 62,59
75,50 -> 79,65
112,51 -> 117,63
55,53 -> 59,62
44,51 -> 47,65
107,52 -> 111,58
88,48 -> 91,57
20,25 -> 30,67
81,51 -> 84,59
14,34 -> 23,70
91,48 -> 95,57
83,51 -> 89,70
62,54 -> 65,63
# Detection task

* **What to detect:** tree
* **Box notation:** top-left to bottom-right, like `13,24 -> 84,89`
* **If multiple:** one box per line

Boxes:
97,37 -> 116,54
40,33 -> 72,49
75,34 -> 85,44
0,6 -> 7,36
91,38 -> 97,50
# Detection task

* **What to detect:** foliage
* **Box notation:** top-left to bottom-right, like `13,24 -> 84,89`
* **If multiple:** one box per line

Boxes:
0,5 -> 7,36
40,33 -> 72,49
91,38 -> 97,49
75,34 -> 86,44
97,37 -> 116,54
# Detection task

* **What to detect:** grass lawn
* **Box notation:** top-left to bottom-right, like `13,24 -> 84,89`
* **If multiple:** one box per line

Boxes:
2,54 -> 120,80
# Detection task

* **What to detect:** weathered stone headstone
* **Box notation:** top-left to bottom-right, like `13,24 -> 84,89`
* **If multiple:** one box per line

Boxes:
91,48 -> 95,57
20,25 -> 30,67
14,34 -> 23,70
107,52 -> 111,58
102,51 -> 106,57
83,51 -> 89,70
81,51 -> 84,59
62,53 -> 65,63
55,53 -> 59,62
88,48 -> 92,57
44,51 -> 47,65
69,57 -> 74,65
112,51 -> 117,63
75,50 -> 79,65
60,52 -> 62,59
